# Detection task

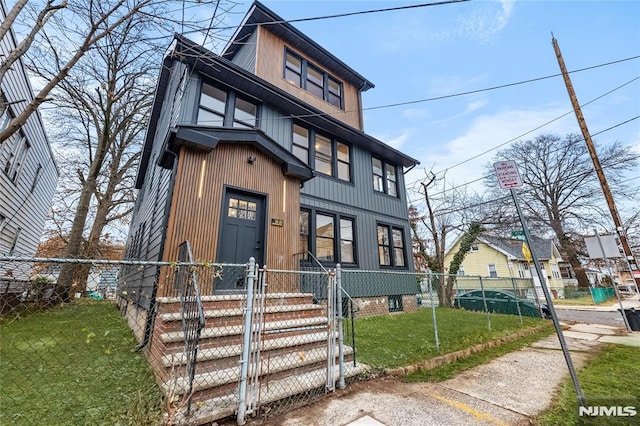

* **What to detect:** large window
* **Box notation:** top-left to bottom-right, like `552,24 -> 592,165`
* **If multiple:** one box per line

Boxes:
3,133 -> 29,183
284,49 -> 343,109
299,209 -> 356,264
292,124 -> 350,181
198,82 -> 258,128
372,157 -> 398,196
377,224 -> 406,268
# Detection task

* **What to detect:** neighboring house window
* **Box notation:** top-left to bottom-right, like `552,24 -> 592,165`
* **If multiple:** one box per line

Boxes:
517,263 -> 529,278
388,295 -> 403,312
292,124 -> 350,181
372,157 -> 397,196
457,265 -> 465,276
4,133 -> 30,183
198,82 -> 258,128
9,227 -> 21,256
551,263 -> 561,279
30,164 -> 42,193
0,214 -> 6,233
300,209 -> 356,264
284,49 -> 343,109
470,243 -> 479,252
377,224 -> 406,268
488,264 -> 498,278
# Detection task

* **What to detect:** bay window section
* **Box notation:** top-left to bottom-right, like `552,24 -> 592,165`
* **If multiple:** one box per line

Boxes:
378,224 -> 407,268
292,125 -> 309,164
315,213 -> 335,262
314,134 -> 333,176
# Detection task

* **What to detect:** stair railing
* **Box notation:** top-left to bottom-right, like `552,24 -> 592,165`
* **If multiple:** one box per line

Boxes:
176,241 -> 206,416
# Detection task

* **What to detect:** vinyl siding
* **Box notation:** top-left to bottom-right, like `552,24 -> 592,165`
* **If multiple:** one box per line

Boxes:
0,4 -> 58,274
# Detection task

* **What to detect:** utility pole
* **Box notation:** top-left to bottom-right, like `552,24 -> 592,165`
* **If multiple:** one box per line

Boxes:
552,35 -> 640,287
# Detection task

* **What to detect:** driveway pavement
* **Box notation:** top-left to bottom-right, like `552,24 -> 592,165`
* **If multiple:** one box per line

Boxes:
254,300 -> 640,426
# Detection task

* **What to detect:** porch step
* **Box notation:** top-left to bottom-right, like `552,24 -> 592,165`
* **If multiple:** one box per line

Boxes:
165,346 -> 355,395
169,362 -> 369,426
162,331 -> 335,367
160,303 -> 322,322
160,316 -> 328,343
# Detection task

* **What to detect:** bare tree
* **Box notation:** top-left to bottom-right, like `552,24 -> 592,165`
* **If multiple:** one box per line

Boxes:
485,133 -> 639,287
1,0 -> 233,144
409,173 -> 487,307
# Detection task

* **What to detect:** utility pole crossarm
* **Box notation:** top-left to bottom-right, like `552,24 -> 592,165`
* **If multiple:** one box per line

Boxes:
552,36 -> 640,286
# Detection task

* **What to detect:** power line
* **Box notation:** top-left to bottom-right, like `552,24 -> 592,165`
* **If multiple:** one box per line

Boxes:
404,76 -> 640,189
406,114 -> 640,203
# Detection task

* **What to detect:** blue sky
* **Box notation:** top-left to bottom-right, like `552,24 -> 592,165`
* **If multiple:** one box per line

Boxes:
215,0 -> 639,213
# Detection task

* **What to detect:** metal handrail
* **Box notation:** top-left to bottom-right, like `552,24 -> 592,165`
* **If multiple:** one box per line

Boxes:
176,241 -> 205,416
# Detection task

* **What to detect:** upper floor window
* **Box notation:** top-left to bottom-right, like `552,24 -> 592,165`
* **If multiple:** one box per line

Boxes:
517,263 -> 529,278
198,82 -> 258,128
284,49 -> 343,109
3,132 -> 30,183
372,157 -> 397,196
292,124 -> 350,182
300,209 -> 356,265
457,265 -> 465,276
470,242 -> 479,252
377,224 -> 406,268
551,263 -> 561,279
488,264 -> 498,278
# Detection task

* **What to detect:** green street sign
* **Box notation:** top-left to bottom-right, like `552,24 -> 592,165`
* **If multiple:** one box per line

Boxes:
512,230 -> 526,241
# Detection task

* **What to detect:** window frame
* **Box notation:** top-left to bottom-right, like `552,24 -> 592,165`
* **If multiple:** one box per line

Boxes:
4,132 -> 30,183
283,48 -> 344,109
388,295 -> 404,313
372,156 -> 398,197
487,264 -> 498,278
377,223 -> 407,269
197,81 -> 259,129
299,208 -> 357,266
292,123 -> 351,182
8,227 -> 21,256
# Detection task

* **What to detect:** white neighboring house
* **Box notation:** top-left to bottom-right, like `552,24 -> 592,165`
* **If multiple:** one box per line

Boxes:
0,0 -> 59,281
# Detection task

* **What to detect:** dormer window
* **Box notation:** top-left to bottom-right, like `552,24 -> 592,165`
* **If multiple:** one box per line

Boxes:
284,49 -> 343,109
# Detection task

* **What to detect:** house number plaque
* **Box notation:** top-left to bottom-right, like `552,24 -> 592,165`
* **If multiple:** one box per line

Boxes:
271,218 -> 284,227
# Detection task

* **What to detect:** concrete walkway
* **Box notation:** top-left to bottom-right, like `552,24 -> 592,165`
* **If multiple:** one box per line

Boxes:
260,319 -> 639,426
554,293 -> 639,312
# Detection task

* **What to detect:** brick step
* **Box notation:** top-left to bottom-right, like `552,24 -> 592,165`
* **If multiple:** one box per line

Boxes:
169,362 -> 370,426
157,293 -> 316,312
160,316 -> 328,344
162,331 -> 335,368
165,346 -> 355,396
159,303 -> 322,322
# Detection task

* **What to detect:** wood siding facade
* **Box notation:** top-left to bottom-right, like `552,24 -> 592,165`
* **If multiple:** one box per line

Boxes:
0,2 -> 58,278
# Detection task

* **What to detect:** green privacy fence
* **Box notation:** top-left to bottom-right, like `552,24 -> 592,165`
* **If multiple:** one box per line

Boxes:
590,287 -> 615,304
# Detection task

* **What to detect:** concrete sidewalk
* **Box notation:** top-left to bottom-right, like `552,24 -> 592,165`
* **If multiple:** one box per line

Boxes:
553,293 -> 639,312
257,322 -> 639,426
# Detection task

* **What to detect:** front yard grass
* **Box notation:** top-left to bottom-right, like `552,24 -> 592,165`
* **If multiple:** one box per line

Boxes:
538,344 -> 640,426
353,307 -> 547,369
0,300 -> 163,426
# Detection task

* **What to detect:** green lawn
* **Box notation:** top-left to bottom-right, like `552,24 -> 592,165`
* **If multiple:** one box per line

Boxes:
538,344 -> 640,426
0,300 -> 163,426
554,295 -> 596,306
353,307 -> 547,369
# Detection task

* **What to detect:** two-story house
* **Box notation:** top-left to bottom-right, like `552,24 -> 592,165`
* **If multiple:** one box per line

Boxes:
0,1 -> 59,280
444,234 -> 565,299
117,2 -> 419,421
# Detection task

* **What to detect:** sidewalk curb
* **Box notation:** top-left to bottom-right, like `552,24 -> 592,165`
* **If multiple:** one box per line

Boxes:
384,323 -> 554,377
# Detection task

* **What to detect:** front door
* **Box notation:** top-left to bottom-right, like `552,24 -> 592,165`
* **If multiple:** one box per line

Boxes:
216,189 -> 266,292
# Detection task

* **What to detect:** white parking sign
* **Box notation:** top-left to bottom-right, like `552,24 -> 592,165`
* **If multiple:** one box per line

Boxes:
493,160 -> 523,189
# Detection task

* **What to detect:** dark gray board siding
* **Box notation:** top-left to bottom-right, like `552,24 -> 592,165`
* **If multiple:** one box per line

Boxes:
119,63 -> 192,309
227,30 -> 257,73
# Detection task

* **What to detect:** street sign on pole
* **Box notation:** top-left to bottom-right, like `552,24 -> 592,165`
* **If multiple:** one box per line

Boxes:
493,160 -> 523,189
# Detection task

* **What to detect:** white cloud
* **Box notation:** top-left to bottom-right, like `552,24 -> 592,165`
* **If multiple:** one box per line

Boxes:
375,129 -> 413,150
403,108 -> 430,120
456,0 -> 515,43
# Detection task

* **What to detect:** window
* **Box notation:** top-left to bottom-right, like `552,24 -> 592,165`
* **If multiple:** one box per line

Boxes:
198,82 -> 258,128
470,243 -> 479,252
292,124 -> 350,181
551,264 -> 561,279
292,124 -> 309,164
30,164 -> 42,193
388,295 -> 404,312
488,264 -> 498,278
457,265 -> 465,276
228,198 -> 257,220
284,49 -> 344,109
299,209 -> 356,264
9,227 -> 21,256
377,224 -> 406,268
517,263 -> 529,278
4,133 -> 29,183
372,157 -> 398,196
0,214 -> 6,232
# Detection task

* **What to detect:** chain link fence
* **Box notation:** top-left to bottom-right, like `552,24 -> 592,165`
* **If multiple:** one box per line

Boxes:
1,255 -> 549,425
